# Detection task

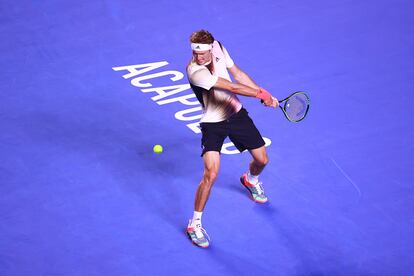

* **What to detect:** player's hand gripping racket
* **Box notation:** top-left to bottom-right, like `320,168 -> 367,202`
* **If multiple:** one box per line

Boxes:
264,91 -> 310,122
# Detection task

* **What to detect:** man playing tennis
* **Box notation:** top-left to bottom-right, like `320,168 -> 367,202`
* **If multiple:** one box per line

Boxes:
186,30 -> 278,248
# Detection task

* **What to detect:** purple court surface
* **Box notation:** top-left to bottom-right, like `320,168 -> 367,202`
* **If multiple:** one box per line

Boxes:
1,1 -> 414,275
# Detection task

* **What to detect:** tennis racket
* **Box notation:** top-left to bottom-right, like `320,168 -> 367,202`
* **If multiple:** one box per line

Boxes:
264,91 -> 310,122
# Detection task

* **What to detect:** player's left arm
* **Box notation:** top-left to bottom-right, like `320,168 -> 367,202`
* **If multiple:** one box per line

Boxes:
228,64 -> 260,90
228,64 -> 278,107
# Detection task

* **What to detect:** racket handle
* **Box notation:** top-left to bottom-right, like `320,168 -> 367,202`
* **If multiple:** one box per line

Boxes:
261,98 -> 281,105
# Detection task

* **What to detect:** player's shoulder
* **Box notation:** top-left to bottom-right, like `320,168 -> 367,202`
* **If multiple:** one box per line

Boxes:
187,61 -> 208,76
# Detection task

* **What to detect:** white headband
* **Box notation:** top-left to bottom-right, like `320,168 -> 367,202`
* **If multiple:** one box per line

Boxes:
191,43 -> 212,51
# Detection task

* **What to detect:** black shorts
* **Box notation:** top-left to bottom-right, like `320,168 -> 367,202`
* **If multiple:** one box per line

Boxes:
200,108 -> 265,156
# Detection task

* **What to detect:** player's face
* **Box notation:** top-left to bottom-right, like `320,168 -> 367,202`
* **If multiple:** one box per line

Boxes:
193,50 -> 212,65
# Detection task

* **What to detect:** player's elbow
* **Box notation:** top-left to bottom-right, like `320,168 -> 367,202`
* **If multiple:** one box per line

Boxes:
233,72 -> 244,84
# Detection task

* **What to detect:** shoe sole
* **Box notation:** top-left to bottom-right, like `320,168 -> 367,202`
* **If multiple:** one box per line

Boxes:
240,176 -> 268,203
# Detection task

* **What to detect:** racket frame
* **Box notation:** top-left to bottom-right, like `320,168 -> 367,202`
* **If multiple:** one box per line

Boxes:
278,91 -> 310,122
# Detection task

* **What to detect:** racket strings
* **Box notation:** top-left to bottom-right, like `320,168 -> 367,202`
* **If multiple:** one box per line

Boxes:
284,94 -> 309,121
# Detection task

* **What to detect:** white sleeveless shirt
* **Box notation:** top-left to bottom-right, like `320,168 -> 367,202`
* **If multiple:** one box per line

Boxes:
187,41 -> 242,123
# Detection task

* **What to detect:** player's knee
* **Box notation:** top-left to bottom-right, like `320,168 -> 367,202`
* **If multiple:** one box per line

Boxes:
203,170 -> 218,187
255,155 -> 269,167
262,155 -> 269,166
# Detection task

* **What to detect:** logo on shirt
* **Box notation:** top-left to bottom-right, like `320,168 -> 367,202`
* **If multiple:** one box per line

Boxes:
216,57 -> 220,62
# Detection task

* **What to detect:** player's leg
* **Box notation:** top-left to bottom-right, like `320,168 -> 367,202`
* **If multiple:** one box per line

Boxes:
227,108 -> 269,203
187,121 -> 226,248
195,151 -> 220,212
248,145 -> 269,176
239,146 -> 269,203
187,152 -> 220,248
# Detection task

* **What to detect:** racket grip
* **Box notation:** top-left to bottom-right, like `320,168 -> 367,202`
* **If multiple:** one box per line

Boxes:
261,97 -> 281,105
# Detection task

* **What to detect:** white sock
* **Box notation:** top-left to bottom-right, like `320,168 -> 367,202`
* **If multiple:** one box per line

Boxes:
192,211 -> 203,227
247,171 -> 259,184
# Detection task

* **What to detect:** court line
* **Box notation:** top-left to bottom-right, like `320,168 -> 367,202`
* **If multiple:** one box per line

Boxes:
330,158 -> 362,198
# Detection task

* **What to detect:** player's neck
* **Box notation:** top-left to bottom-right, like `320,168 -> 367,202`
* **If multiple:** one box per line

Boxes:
206,61 -> 214,73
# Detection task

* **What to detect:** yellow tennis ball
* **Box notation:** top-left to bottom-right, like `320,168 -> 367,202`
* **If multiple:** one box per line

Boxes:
153,144 -> 163,154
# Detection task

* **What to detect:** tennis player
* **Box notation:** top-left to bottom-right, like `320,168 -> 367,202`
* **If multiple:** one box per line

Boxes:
186,30 -> 278,248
